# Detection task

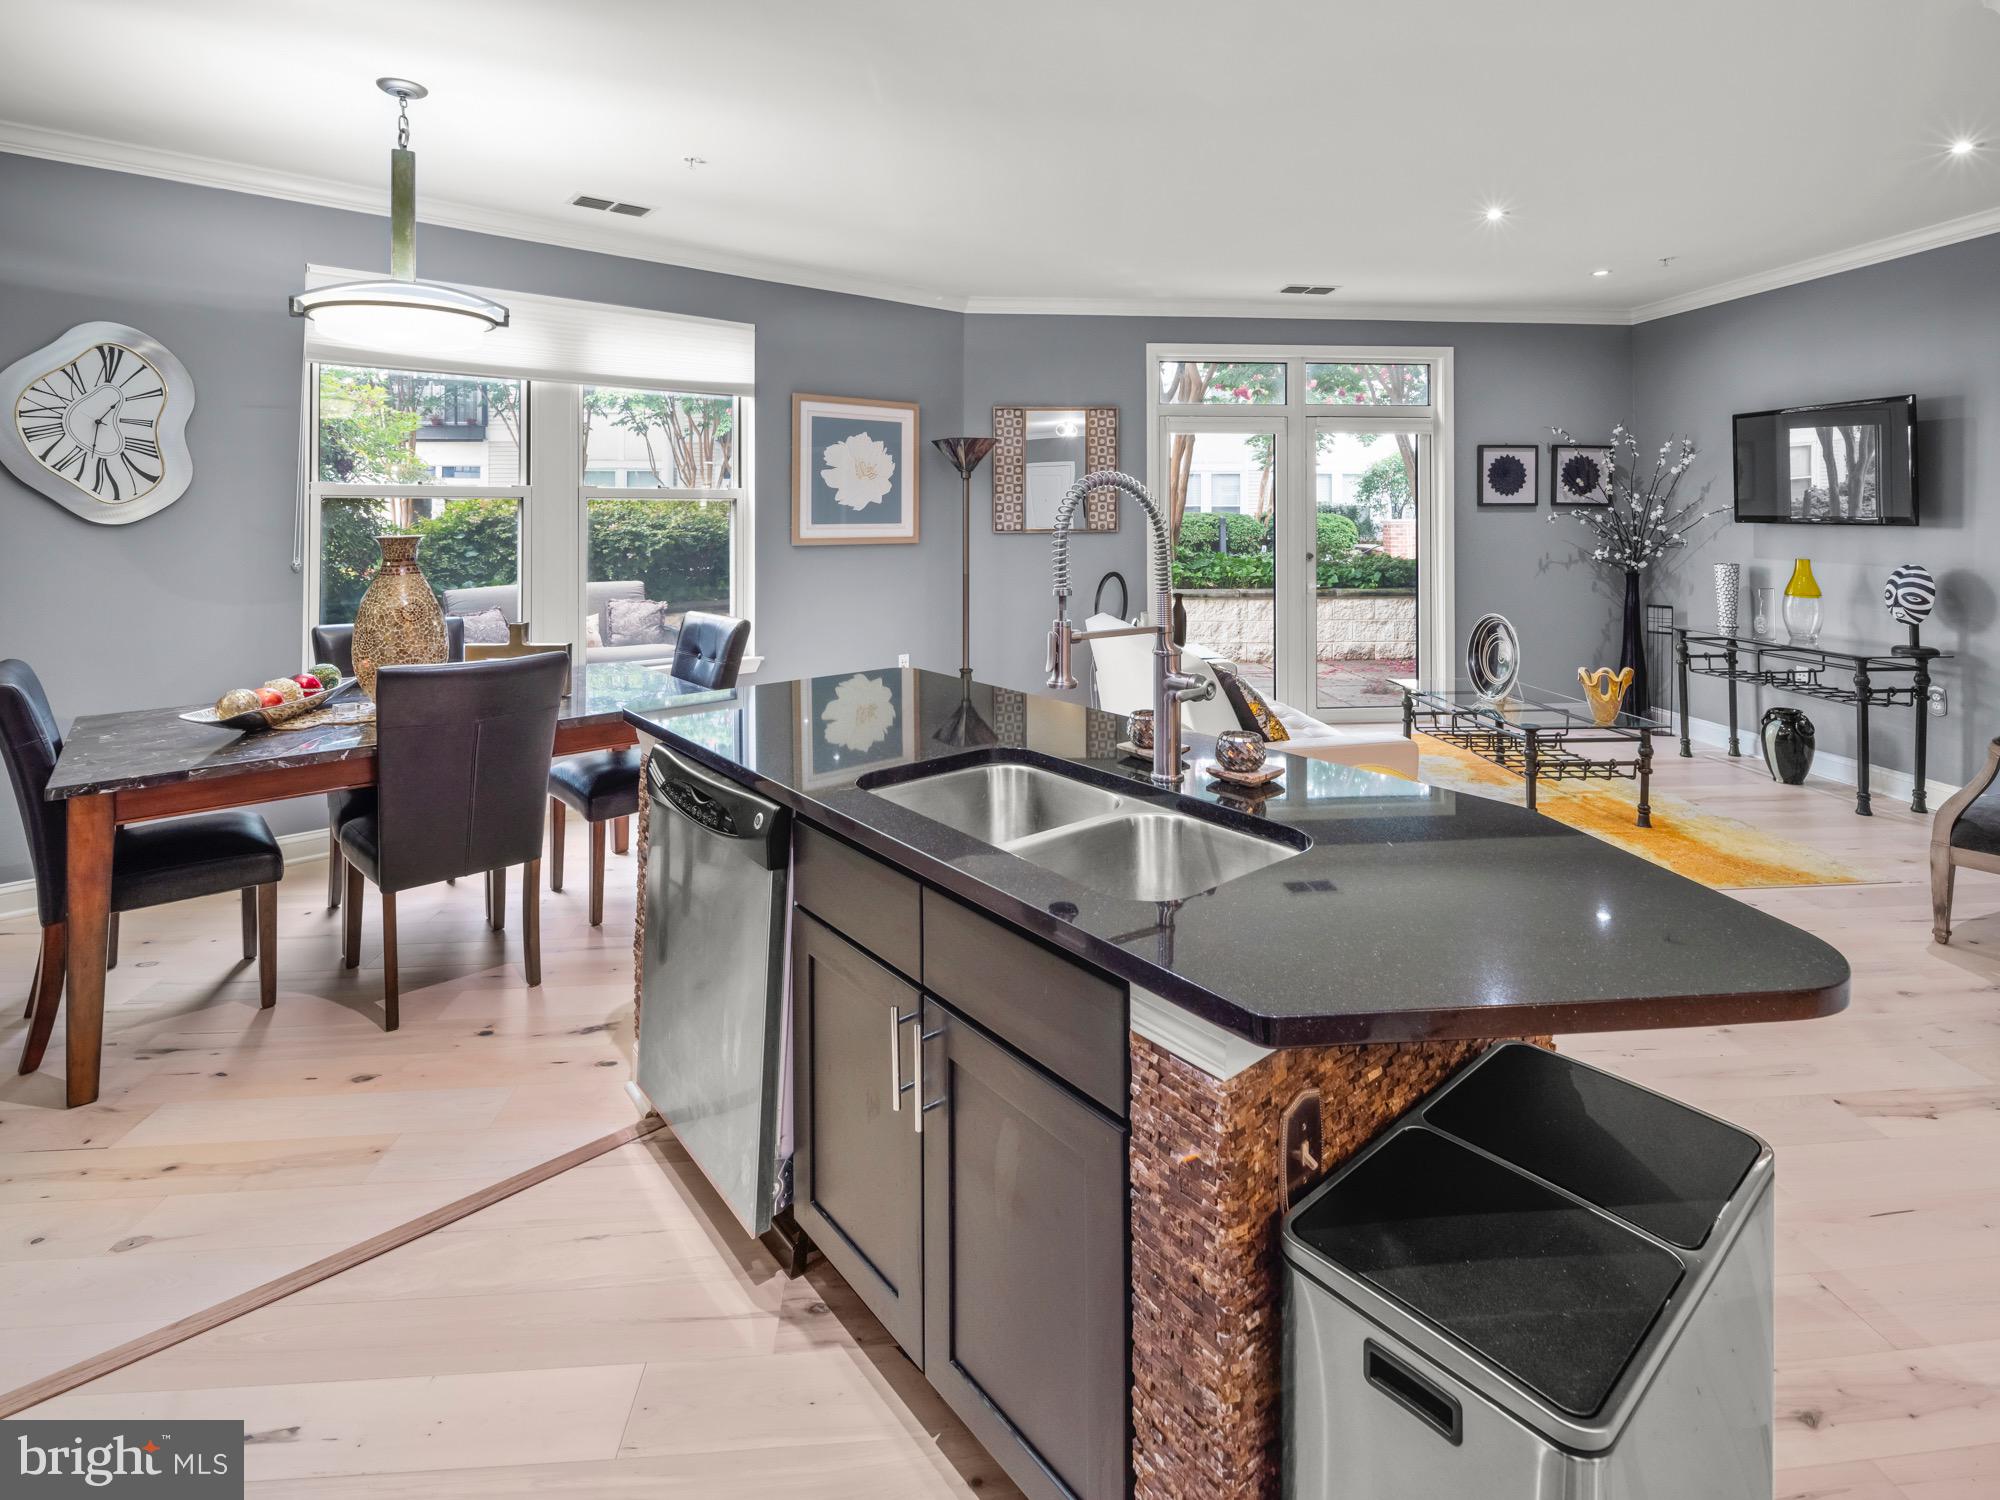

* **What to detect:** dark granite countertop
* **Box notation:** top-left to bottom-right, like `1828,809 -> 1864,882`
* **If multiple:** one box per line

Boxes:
48,661 -> 729,801
627,667 -> 1850,1048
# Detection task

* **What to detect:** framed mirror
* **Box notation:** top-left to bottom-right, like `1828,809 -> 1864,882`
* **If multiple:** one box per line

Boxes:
992,405 -> 1120,532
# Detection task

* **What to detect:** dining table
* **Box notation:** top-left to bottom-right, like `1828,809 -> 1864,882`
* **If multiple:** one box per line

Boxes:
41,660 -> 734,1107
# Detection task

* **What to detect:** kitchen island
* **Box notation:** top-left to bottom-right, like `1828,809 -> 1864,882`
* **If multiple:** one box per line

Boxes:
626,666 -> 1848,1500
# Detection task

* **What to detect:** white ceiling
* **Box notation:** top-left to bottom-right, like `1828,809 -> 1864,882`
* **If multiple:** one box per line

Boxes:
4,0 -> 2000,322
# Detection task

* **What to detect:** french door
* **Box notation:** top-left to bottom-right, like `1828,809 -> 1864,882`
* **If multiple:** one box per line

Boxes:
1150,347 -> 1453,723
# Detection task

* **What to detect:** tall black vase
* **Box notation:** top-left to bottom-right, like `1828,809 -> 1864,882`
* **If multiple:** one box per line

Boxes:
1619,570 -> 1650,720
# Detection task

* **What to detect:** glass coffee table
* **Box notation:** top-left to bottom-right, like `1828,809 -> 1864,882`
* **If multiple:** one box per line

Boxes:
1393,678 -> 1664,827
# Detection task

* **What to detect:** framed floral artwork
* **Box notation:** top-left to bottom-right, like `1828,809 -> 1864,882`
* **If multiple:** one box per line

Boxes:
796,668 -> 919,788
792,393 -> 921,544
1477,444 -> 1539,508
1552,443 -> 1615,506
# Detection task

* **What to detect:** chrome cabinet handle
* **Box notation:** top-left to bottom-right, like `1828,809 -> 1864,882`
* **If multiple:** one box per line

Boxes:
915,1014 -> 946,1134
889,1004 -> 917,1113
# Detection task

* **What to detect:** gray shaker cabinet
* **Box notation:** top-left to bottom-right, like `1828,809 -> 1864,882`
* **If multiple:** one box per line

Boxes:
790,909 -> 924,1361
919,995 -> 1129,1500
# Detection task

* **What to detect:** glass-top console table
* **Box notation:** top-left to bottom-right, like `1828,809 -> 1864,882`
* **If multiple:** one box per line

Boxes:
1672,628 -> 1949,817
1395,678 -> 1665,827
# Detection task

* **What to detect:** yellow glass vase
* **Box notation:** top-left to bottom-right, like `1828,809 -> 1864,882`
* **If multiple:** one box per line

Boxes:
1781,558 -> 1822,645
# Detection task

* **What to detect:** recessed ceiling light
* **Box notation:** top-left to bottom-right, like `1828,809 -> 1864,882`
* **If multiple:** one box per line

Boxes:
1950,137 -> 1979,156
1483,205 -> 1507,223
1591,268 -> 1612,277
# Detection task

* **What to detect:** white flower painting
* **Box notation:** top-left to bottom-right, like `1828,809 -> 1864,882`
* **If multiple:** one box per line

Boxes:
800,668 -> 915,787
820,672 -> 897,753
793,394 -> 921,544
820,432 -> 896,511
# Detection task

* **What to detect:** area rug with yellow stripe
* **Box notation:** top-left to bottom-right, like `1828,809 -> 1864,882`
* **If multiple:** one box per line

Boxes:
1408,732 -> 1864,889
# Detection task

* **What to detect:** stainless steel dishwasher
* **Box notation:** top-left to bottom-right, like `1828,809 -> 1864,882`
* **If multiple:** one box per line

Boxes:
637,744 -> 793,1237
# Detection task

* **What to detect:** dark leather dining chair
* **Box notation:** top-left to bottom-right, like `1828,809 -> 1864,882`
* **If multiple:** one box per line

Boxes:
311,619 -> 465,912
2,659 -> 284,1075
547,612 -> 750,926
334,652 -> 566,1031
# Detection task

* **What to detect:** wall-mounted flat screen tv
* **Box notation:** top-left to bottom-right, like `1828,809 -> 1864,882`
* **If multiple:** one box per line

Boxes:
1733,395 -> 1916,524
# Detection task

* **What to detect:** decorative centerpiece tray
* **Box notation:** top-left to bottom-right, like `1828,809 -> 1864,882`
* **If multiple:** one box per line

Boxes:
179,676 -> 360,731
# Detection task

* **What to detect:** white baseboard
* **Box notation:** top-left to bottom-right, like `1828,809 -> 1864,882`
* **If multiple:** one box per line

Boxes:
0,827 -> 332,924
1680,714 -> 1954,810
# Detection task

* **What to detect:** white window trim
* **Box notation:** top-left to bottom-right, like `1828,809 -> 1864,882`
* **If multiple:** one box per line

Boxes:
302,361 -> 756,675
1144,342 -> 1454,719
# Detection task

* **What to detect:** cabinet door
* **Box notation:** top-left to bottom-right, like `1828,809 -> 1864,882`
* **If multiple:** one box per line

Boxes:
791,911 -> 923,1360
921,998 -> 1129,1500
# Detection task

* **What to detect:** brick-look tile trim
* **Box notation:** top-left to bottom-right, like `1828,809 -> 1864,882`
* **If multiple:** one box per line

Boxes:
632,786 -> 649,1028
1128,1032 -> 1547,1500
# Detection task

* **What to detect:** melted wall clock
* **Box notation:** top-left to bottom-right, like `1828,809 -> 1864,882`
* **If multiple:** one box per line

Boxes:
0,321 -> 195,525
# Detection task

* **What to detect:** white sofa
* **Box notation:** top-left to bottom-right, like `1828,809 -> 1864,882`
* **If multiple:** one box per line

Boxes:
440,581 -> 681,664
1083,613 -> 1420,779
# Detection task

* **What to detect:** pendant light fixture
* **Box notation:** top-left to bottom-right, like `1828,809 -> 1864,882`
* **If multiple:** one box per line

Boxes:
288,79 -> 509,343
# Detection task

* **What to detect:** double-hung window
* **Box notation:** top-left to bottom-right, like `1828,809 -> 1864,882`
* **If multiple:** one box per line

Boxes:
299,270 -> 754,680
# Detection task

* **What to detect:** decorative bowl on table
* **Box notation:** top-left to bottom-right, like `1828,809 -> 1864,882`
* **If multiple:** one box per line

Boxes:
179,673 -> 358,731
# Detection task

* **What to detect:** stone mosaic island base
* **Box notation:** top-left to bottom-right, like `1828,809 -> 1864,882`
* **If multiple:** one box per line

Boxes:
1128,1031 -> 1544,1500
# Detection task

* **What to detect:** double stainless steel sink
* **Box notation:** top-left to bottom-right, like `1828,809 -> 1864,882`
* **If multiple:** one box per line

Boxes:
864,762 -> 1301,901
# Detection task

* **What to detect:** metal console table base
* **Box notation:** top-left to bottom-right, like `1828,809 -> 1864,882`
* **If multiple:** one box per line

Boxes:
1672,629 -> 1948,818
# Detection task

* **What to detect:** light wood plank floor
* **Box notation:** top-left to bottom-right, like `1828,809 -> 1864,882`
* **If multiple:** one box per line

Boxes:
7,747 -> 2000,1498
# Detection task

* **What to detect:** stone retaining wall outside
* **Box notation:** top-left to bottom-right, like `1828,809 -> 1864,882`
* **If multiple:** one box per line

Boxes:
1181,589 -> 1415,667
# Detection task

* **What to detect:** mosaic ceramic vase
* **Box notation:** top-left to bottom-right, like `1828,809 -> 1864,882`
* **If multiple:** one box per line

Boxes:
352,534 -> 447,698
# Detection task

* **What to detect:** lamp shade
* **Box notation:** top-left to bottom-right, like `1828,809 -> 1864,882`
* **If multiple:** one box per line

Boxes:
933,436 -> 998,477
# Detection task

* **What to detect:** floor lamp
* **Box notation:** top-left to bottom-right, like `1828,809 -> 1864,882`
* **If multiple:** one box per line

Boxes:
932,436 -> 999,746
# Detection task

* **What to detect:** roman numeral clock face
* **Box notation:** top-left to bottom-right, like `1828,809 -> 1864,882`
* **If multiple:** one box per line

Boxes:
0,322 -> 195,525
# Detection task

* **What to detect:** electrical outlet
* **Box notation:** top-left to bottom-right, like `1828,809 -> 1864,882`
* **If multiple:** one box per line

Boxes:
1929,684 -> 1949,717
897,653 -> 910,668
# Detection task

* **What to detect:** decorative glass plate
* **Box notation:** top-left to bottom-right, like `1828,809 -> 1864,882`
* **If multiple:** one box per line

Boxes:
1466,613 -> 1521,701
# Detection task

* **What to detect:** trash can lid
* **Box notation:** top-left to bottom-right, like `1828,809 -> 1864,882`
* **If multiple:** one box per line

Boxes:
1287,1127 -> 1685,1419
1423,1043 -> 1761,1249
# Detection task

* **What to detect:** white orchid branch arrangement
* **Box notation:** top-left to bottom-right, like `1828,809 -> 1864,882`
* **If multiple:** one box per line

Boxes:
1548,424 -> 1724,574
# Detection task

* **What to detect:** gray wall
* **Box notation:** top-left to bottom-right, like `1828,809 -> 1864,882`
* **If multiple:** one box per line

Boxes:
0,152 -> 964,882
962,315 -> 1634,693
1633,232 -> 1996,788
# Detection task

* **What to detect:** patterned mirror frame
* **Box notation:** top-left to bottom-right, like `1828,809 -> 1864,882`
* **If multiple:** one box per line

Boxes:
991,404 -> 1120,532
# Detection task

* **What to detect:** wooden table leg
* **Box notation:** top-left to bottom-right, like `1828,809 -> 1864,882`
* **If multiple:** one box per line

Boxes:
64,793 -> 115,1108
522,856 -> 542,987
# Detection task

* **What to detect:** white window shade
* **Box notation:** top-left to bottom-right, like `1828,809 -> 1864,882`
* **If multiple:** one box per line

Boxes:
300,265 -> 754,394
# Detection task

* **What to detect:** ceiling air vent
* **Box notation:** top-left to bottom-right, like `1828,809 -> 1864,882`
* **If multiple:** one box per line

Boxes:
1279,284 -> 1338,295
570,195 -> 654,217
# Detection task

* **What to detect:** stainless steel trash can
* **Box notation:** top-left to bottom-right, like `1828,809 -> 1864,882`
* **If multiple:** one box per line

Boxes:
1283,1042 -> 1774,1499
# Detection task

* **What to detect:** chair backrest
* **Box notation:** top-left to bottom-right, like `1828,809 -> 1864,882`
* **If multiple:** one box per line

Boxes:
311,619 -> 465,678
370,653 -> 567,893
670,612 -> 751,689
0,659 -> 66,927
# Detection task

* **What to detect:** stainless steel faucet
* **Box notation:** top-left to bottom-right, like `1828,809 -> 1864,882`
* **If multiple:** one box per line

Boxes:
1045,470 -> 1215,789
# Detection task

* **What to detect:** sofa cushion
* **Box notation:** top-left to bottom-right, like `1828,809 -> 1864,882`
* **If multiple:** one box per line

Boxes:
461,606 -> 512,645
1950,794 -> 2000,854
1212,663 -> 1291,742
604,598 -> 674,648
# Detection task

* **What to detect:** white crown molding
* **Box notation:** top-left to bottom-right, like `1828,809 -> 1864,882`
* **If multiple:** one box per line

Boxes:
7,117 -> 2000,330
0,120 -> 970,315
1629,202 -> 2000,323
959,294 -> 1632,325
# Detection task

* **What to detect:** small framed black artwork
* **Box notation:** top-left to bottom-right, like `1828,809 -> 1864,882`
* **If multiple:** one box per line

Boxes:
1552,443 -> 1615,505
1477,444 -> 1539,507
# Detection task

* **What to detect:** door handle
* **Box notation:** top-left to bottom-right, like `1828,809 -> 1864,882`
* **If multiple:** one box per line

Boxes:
913,1014 -> 946,1134
888,1004 -> 918,1113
